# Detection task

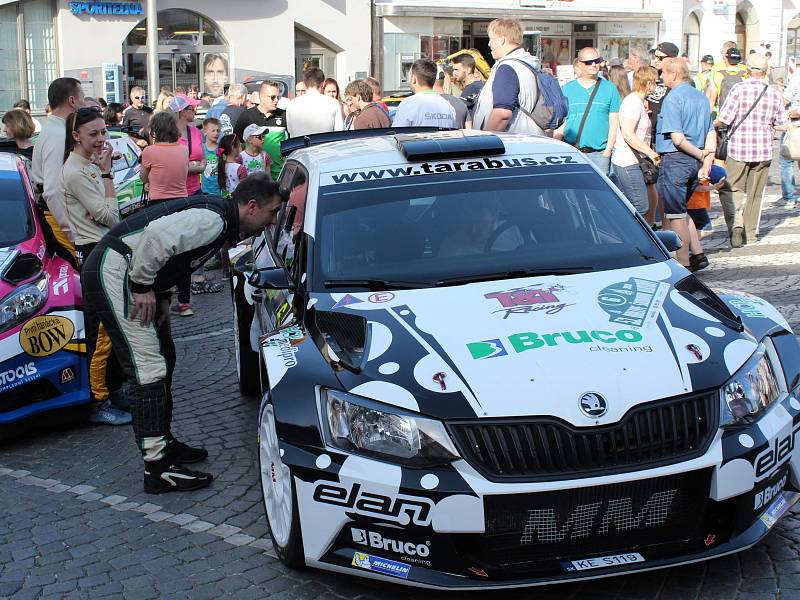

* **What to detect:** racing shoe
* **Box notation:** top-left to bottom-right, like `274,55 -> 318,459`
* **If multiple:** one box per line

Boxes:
168,436 -> 209,464
89,400 -> 132,426
144,462 -> 213,494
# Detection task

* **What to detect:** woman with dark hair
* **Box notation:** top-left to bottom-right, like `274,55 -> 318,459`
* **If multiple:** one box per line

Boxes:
323,77 -> 345,119
140,111 -> 188,202
2,109 -> 35,154
102,102 -> 124,126
62,106 -> 128,426
608,65 -> 631,100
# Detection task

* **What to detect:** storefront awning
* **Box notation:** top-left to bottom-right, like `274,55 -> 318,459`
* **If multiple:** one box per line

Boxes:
374,4 -> 662,23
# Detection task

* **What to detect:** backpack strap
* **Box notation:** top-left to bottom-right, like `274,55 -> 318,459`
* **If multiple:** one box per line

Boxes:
727,83 -> 769,139
186,125 -> 193,158
504,58 -> 540,125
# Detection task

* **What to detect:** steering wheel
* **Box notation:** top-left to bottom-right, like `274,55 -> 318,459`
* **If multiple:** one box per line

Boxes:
484,221 -> 529,253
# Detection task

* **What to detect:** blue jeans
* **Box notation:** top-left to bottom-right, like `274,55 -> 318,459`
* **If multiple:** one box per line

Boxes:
780,132 -> 796,202
612,163 -> 648,214
584,151 -> 610,177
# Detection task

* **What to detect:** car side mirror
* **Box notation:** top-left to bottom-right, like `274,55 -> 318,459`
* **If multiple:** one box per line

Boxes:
655,230 -> 682,253
248,266 -> 294,290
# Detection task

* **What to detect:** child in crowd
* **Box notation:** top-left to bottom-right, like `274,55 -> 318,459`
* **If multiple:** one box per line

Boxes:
217,133 -> 247,198
201,117 -> 221,195
240,124 -> 273,178
686,164 -> 727,273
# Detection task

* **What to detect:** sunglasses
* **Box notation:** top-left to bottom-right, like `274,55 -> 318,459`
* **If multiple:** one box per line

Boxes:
77,106 -> 102,115
133,96 -> 144,100
252,134 -> 264,139
581,57 -> 603,65
654,54 -> 668,60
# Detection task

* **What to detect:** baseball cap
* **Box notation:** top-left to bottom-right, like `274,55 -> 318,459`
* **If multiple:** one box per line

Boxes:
168,94 -> 201,112
701,54 -> 714,65
709,164 -> 726,184
654,42 -> 679,58
748,53 -> 770,72
243,124 -> 268,139
725,47 -> 742,64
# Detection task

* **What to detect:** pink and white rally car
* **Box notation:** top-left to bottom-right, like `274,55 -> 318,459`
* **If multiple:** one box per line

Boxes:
0,151 -> 89,426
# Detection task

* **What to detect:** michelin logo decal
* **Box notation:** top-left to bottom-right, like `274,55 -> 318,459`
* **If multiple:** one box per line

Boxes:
351,552 -> 411,579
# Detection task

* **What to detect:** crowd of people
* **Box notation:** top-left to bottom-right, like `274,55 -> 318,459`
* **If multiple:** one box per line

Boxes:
0,17 -> 794,492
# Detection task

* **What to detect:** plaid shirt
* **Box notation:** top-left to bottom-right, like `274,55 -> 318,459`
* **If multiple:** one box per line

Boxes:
718,79 -> 788,162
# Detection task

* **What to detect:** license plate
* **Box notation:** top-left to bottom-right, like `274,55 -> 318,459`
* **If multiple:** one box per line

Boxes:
562,552 -> 645,572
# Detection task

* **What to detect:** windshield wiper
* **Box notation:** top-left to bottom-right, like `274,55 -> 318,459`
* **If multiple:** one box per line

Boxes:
323,278 -> 432,290
435,267 -> 594,287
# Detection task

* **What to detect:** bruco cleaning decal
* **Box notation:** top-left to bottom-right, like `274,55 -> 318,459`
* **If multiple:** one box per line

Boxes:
467,329 -> 647,359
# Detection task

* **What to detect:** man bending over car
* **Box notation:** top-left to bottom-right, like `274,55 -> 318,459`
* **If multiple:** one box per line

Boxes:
81,173 -> 283,493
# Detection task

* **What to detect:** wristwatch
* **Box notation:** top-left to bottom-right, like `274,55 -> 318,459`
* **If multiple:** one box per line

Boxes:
101,173 -> 113,179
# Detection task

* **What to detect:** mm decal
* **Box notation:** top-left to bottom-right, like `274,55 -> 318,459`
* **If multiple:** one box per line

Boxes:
19,315 -> 75,357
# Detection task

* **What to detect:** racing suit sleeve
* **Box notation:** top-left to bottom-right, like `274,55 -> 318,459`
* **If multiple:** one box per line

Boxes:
128,208 -> 224,292
68,166 -> 120,228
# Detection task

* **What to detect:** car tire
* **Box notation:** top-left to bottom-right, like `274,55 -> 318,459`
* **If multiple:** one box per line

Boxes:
258,403 -> 305,568
232,284 -> 261,397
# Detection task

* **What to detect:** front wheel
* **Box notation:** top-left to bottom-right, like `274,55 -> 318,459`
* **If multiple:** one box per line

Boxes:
258,403 -> 304,567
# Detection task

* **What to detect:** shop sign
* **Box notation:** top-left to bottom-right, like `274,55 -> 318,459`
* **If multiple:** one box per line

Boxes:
69,2 -> 144,15
472,22 -> 490,36
598,22 -> 657,37
523,22 -> 572,36
712,0 -> 730,16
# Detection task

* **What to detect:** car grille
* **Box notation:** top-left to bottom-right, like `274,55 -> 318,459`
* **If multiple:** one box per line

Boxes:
455,469 -> 711,571
448,392 -> 718,481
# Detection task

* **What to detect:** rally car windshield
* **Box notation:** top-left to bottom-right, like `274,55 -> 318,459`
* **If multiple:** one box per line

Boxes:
0,177 -> 35,248
314,165 -> 666,290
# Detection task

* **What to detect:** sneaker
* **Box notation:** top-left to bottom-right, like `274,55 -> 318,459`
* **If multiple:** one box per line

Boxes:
89,400 -> 132,426
108,387 -> 130,411
144,463 -> 213,494
689,253 -> 710,272
171,303 -> 194,317
168,437 -> 209,464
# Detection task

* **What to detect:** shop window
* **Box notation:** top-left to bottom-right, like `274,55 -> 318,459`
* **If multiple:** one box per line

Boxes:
683,12 -> 700,71
0,0 -> 56,111
788,16 -> 800,66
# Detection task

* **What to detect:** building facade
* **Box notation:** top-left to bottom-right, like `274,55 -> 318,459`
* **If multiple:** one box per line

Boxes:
374,0 -> 800,91
2,0 -> 800,111
0,0 -> 372,109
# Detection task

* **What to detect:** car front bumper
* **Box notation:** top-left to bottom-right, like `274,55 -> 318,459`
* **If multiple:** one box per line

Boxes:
280,393 -> 800,588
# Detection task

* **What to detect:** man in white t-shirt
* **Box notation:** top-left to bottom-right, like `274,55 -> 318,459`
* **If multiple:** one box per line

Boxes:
392,59 -> 456,128
286,68 -> 344,137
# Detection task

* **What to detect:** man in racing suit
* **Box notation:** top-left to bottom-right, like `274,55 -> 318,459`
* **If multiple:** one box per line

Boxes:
81,173 -> 283,493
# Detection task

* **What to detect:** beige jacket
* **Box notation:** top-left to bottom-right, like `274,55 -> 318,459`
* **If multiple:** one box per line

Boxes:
61,153 -> 120,246
31,116 -> 75,241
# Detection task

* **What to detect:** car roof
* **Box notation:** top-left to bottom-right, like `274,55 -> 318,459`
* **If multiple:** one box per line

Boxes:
288,131 -> 586,175
0,152 -> 20,178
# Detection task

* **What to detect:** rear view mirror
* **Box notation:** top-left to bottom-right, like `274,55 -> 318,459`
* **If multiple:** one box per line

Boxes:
248,267 -> 294,291
655,230 -> 682,253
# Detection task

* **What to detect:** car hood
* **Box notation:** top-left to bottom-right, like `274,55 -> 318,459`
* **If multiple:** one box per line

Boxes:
313,262 -> 768,425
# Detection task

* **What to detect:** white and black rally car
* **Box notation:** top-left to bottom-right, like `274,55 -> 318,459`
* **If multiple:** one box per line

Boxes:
229,129 -> 800,589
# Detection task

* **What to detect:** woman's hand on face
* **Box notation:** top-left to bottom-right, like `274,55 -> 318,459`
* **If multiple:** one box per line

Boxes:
93,142 -> 114,173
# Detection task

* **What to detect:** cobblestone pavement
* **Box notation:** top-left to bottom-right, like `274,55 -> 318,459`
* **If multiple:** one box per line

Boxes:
4,167 -> 800,600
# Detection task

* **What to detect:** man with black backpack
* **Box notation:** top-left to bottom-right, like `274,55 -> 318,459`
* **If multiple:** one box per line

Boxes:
708,44 -> 748,118
472,18 -> 567,136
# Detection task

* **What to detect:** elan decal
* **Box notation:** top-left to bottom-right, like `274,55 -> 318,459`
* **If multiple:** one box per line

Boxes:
484,284 -> 573,319
467,329 -> 645,359
19,315 -> 75,357
313,482 -> 434,526
597,277 -> 668,329
754,422 -> 800,481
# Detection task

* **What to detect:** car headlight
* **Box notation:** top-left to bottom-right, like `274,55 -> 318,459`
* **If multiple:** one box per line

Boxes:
318,389 -> 460,467
0,273 -> 49,335
721,342 -> 783,426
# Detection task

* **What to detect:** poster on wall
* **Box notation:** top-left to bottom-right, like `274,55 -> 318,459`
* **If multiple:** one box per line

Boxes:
203,52 -> 228,98
540,37 -> 571,73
